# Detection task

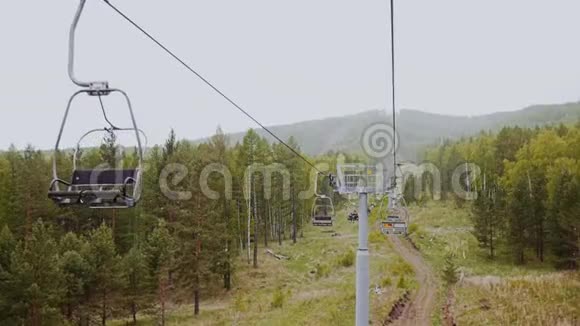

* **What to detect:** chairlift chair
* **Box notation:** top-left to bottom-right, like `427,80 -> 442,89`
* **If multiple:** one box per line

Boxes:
311,172 -> 335,226
312,195 -> 335,227
48,0 -> 145,209
380,198 -> 410,235
48,91 -> 146,209
381,208 -> 409,235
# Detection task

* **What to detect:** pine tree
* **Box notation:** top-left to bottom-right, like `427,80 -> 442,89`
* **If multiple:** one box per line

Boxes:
546,159 -> 580,269
238,130 -> 264,268
86,223 -> 121,326
162,129 -> 179,163
3,220 -> 64,325
100,131 -> 119,168
3,146 -> 23,232
208,127 -> 235,290
59,232 -> 91,323
0,225 -> 17,321
0,225 -> 15,271
442,253 -> 459,286
145,219 -> 175,325
0,157 -> 11,226
121,243 -> 151,324
505,172 -> 533,264
471,186 -> 503,259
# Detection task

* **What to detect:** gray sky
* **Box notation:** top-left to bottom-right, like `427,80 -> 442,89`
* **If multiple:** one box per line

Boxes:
1,0 -> 580,150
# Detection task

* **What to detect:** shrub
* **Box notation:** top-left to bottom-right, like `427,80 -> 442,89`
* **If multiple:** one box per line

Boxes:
397,275 -> 408,289
369,230 -> 385,244
392,257 -> 414,276
380,276 -> 392,287
271,287 -> 287,309
337,249 -> 355,267
234,292 -> 250,312
315,263 -> 331,279
407,223 -> 419,235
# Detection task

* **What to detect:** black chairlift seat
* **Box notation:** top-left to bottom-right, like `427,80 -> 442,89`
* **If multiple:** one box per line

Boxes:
48,169 -> 141,209
313,215 -> 333,227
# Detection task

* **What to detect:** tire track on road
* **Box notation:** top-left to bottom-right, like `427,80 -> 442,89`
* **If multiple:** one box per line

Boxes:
387,235 -> 437,326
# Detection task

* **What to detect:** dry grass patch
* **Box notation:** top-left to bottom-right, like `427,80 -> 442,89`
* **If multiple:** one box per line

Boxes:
455,272 -> 580,326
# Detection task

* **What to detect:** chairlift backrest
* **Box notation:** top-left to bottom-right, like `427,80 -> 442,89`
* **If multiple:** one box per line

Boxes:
312,196 -> 335,216
72,169 -> 138,186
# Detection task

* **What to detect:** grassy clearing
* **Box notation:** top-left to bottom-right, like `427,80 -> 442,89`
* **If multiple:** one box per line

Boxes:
455,272 -> 580,325
408,201 -> 553,277
408,201 -> 579,325
111,210 -> 414,325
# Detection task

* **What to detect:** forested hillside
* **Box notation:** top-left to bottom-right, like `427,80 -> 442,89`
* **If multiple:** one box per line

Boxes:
414,121 -> 580,268
1,111 -> 579,325
0,128 -> 345,325
203,101 -> 580,160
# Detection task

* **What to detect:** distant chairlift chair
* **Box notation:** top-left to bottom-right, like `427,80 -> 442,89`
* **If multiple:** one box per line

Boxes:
312,195 -> 335,227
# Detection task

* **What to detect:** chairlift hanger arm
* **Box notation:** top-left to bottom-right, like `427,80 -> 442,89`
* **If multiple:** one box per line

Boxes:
69,0 -> 108,90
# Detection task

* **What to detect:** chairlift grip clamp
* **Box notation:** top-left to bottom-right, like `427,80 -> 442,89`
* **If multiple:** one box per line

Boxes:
88,82 -> 111,96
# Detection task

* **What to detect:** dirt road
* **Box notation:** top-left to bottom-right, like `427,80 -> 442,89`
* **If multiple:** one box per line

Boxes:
388,236 -> 438,326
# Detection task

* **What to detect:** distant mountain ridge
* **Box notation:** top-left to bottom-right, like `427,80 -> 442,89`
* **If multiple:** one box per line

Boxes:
194,101 -> 580,161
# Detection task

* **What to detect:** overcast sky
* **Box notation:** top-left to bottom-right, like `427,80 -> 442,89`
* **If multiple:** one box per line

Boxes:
1,0 -> 580,149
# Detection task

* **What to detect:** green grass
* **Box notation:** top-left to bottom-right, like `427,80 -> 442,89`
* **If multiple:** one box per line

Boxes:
336,249 -> 355,267
270,287 -> 288,309
407,200 -> 579,326
112,201 -> 578,326
110,210 -> 413,325
455,273 -> 580,325
408,201 -> 553,277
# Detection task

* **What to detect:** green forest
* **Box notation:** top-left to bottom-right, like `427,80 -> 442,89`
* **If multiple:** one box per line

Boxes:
416,122 -> 580,269
1,121 -> 579,325
0,127 -> 350,325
